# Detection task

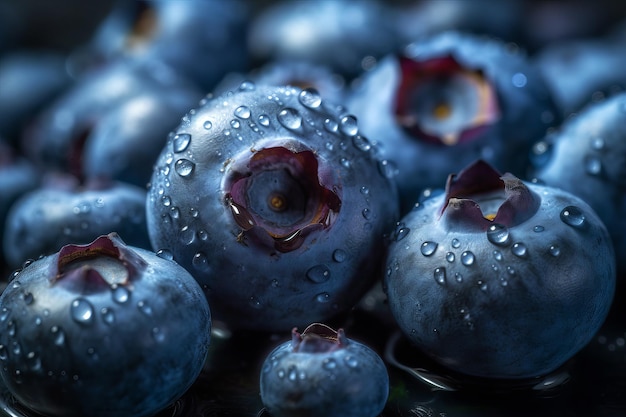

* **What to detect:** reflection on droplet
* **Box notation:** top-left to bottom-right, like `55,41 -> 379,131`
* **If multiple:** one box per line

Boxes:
434,267 -> 446,285
173,133 -> 191,152
175,159 -> 195,177
420,241 -> 438,256
461,251 -> 475,266
299,88 -> 322,109
332,249 -> 347,263
487,223 -> 510,245
277,107 -> 302,130
560,206 -> 586,228
511,243 -> 527,257
112,285 -> 131,304
339,115 -> 359,136
306,265 -> 331,283
101,307 -> 115,325
234,105 -> 251,119
549,245 -> 561,257
70,298 -> 94,324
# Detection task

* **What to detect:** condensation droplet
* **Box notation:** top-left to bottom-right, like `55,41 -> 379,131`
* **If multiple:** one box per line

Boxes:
203,120 -> 213,130
22,292 -> 34,305
0,345 -> 7,360
324,118 -> 339,133
230,119 -> 241,129
101,307 -> 115,325
258,114 -> 271,127
378,159 -> 398,179
249,296 -> 263,309
70,298 -> 94,324
299,88 -> 322,108
112,285 -> 131,304
493,250 -> 503,261
173,133 -> 191,152
0,308 -> 10,322
323,358 -> 337,370
533,225 -> 545,233
584,155 -> 602,176
461,251 -> 475,266
156,249 -> 174,260
339,115 -> 359,136
560,206 -> 586,228
420,241 -> 438,256
455,272 -> 463,282
316,292 -> 331,303
344,355 -> 358,368
277,107 -> 302,130
175,159 -> 195,177
332,249 -> 347,263
591,137 -> 605,150
446,252 -> 455,263
361,208 -> 371,219
152,327 -> 165,343
192,252 -> 210,271
511,243 -> 527,257
352,135 -> 371,152
306,265 -> 331,283
434,267 -> 446,285
549,245 -> 561,257
487,223 -> 510,246
395,227 -> 410,241
180,226 -> 196,245
50,325 -> 65,346
234,105 -> 251,119
137,300 -> 153,316
451,238 -> 461,248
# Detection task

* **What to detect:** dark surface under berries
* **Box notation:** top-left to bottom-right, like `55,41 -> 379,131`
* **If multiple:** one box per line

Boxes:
2,0 -> 626,416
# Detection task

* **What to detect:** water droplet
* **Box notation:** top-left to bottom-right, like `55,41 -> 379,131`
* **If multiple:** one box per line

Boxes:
477,280 -> 488,291
316,292 -> 331,303
230,119 -> 241,129
352,135 -> 371,152
332,249 -> 347,263
493,250 -> 503,261
395,226 -> 410,241
137,300 -> 153,316
161,195 -> 171,207
451,238 -> 461,248
420,241 -> 438,256
584,155 -> 602,176
306,265 -> 331,283
50,326 -> 66,346
22,292 -> 34,305
180,225 -> 196,245
360,186 -> 369,195
0,308 -> 10,322
234,105 -> 251,119
549,245 -> 561,257
339,115 -> 359,136
173,133 -> 191,152
101,308 -> 115,325
7,320 -> 16,337
298,88 -> 322,108
277,368 -> 285,379
277,107 -> 302,130
340,157 -> 351,168
560,206 -> 586,228
512,242 -> 527,257
461,251 -> 475,266
323,358 -> 337,370
591,137 -> 605,150
506,265 -> 516,275
249,296 -> 263,309
446,252 -> 455,262
112,285 -> 131,304
378,159 -> 398,179
258,114 -> 271,127
152,327 -> 165,343
203,120 -> 213,130
533,225 -> 545,233
156,249 -> 174,260
0,345 -> 7,360
434,267 -> 446,285
175,159 -> 195,177
455,272 -> 463,282
324,118 -> 339,133
70,298 -> 94,324
362,208 -> 371,219
192,252 -> 210,271
288,365 -> 298,381
487,223 -> 510,246
344,355 -> 359,368
26,351 -> 41,371
11,341 -> 20,355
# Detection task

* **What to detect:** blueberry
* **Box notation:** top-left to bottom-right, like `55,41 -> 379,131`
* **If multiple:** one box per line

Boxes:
259,323 -> 388,417
0,51 -> 71,143
347,30 -> 560,213
0,233 -> 211,417
24,58 -> 201,181
531,92 -> 626,275
248,0 -> 397,79
3,176 -> 151,268
146,83 -> 399,332
384,160 -> 615,379
81,0 -> 250,92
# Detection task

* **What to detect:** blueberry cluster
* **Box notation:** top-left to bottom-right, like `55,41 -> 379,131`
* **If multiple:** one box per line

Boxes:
0,0 -> 625,416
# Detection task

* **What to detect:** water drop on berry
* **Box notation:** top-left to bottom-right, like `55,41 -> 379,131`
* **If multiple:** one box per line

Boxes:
461,251 -> 475,266
70,298 -> 94,324
174,159 -> 195,177
234,105 -> 251,119
306,265 -> 331,283
487,223 -> 510,246
298,88 -> 322,109
511,242 -> 528,257
434,267 -> 446,285
420,241 -> 438,256
277,107 -> 302,130
173,133 -> 191,153
560,206 -> 586,228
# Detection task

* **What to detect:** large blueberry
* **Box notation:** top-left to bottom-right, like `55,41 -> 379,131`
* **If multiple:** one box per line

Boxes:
3,176 -> 150,268
384,160 -> 615,379
0,233 -> 211,417
260,323 -> 388,417
146,83 -> 399,332
347,30 -> 560,212
531,92 -> 626,276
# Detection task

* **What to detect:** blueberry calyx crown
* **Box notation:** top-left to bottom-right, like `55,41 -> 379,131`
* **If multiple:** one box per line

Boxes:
291,323 -> 349,353
224,144 -> 341,253
53,232 -> 147,293
394,54 -> 500,146
441,160 -> 540,231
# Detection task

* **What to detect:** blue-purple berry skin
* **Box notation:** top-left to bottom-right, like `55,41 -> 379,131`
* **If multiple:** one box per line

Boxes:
384,160 -> 615,379
0,233 -> 211,417
260,324 -> 389,417
146,84 -> 399,332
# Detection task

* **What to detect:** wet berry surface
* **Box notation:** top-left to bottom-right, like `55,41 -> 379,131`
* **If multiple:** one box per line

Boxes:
1,0 -> 626,416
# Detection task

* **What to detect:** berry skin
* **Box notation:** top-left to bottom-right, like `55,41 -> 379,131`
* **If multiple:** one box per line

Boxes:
0,233 -> 211,417
531,92 -> 626,276
347,31 -> 560,212
3,176 -> 150,268
146,83 -> 399,332
384,160 -> 615,379
259,323 -> 389,417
